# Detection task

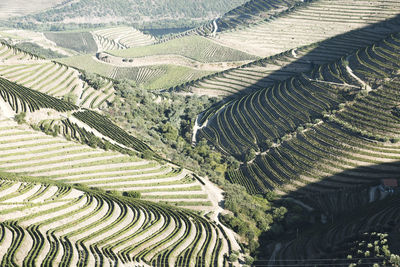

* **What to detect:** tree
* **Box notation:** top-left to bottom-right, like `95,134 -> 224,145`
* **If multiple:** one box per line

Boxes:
15,112 -> 26,124
63,92 -> 77,105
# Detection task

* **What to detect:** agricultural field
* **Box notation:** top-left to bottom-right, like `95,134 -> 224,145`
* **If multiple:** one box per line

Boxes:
92,27 -> 156,51
199,32 -> 400,195
0,176 -> 231,266
212,0 -> 400,57
58,55 -> 214,90
173,14 -> 400,97
1,0 -> 400,265
0,43 -> 115,109
109,35 -> 258,63
44,32 -> 98,54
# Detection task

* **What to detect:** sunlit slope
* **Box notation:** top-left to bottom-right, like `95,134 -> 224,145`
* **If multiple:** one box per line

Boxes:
92,27 -> 156,51
0,76 -> 214,208
213,0 -> 400,57
0,177 -> 230,266
0,42 -> 115,109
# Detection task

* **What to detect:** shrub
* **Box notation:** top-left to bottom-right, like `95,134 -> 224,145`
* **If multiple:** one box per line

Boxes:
15,112 -> 26,124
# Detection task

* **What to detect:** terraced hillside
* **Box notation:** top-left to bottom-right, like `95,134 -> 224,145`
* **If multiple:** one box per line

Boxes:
0,42 -> 115,109
0,177 -> 232,266
109,35 -> 257,63
172,14 -> 400,97
92,27 -> 156,51
266,195 -> 400,265
213,0 -> 400,57
0,75 -> 220,209
197,32 -> 400,195
58,54 -> 215,90
157,0 -> 303,42
44,32 -> 98,54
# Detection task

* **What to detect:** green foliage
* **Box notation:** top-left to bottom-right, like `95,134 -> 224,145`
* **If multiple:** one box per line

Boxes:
81,71 -> 106,90
62,92 -> 78,105
123,191 -> 141,199
14,112 -> 26,124
12,0 -> 248,30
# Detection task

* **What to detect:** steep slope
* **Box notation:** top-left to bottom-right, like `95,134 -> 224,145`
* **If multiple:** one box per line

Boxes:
0,42 -> 115,109
197,32 -> 400,195
0,177 -> 231,266
212,0 -> 400,57
265,195 -> 400,265
172,14 -> 400,97
0,76 -> 218,209
92,27 -> 156,51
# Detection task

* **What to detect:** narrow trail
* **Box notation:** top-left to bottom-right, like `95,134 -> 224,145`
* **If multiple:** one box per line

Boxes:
191,112 -> 210,145
345,55 -> 372,92
212,19 -> 218,37
194,174 -> 241,252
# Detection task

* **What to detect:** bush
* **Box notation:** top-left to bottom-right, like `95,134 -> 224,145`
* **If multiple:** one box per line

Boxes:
123,191 -> 141,198
15,112 -> 26,124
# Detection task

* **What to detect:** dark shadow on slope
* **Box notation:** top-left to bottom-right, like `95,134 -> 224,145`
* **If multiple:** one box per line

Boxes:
255,161 -> 400,265
233,13 -> 400,97
177,13 -> 400,106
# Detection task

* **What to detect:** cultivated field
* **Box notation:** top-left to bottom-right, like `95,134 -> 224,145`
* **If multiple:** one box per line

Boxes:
0,42 -> 115,109
212,0 -> 400,57
110,35 -> 258,63
0,176 -> 231,266
198,33 -> 400,195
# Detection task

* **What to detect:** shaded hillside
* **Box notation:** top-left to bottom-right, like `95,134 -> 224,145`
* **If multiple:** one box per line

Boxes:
170,14 -> 400,97
262,193 -> 400,265
196,32 -> 400,195
213,0 -> 400,57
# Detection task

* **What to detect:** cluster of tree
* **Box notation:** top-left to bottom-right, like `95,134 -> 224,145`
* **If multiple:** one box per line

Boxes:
109,79 -> 234,181
106,79 -> 310,258
80,71 -> 106,90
